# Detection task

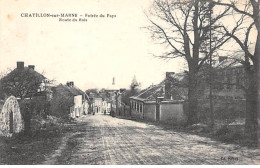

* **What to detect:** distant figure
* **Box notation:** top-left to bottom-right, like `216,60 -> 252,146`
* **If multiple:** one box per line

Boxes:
111,110 -> 115,117
104,110 -> 106,115
75,108 -> 80,118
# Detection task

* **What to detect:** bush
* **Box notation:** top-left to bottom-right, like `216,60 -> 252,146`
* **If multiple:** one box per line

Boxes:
215,125 -> 244,143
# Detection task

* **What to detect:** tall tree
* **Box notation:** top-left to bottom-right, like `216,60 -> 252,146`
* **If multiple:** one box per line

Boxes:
146,0 -> 231,125
1,68 -> 44,99
207,0 -> 259,146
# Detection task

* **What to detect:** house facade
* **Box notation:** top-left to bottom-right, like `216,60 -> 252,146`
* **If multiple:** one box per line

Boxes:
197,65 -> 247,122
65,82 -> 89,118
50,81 -> 88,119
88,92 -> 102,113
96,77 -> 126,115
203,65 -> 246,100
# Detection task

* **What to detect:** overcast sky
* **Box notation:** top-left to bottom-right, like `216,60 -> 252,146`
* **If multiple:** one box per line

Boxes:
0,0 -> 188,91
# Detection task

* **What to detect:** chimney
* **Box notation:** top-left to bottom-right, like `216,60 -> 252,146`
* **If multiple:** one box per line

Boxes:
17,62 -> 24,69
166,72 -> 175,79
70,81 -> 74,87
165,72 -> 175,99
28,65 -> 35,70
112,77 -> 115,85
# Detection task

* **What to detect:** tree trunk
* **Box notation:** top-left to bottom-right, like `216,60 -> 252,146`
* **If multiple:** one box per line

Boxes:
255,20 -> 260,147
20,100 -> 32,136
187,72 -> 199,125
24,112 -> 32,136
244,25 -> 259,146
244,70 -> 258,146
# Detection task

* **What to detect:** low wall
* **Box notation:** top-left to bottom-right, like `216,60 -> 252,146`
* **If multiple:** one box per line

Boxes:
143,103 -> 156,121
131,108 -> 143,119
118,105 -> 131,117
129,99 -> 187,124
160,101 -> 186,124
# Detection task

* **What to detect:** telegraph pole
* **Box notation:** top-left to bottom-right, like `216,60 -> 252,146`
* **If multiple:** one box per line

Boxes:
209,2 -> 214,127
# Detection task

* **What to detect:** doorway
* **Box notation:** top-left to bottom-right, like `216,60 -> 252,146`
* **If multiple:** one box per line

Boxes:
9,111 -> 13,133
156,103 -> 160,121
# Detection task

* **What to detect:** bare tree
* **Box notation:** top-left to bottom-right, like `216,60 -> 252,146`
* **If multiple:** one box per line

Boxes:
146,0 -> 231,125
0,68 -> 52,135
0,68 -> 11,100
206,0 -> 259,146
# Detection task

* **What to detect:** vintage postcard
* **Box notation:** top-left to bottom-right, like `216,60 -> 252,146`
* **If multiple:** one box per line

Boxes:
0,0 -> 259,165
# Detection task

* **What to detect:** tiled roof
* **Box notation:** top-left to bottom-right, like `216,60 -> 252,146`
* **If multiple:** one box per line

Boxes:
0,67 -> 48,99
5,67 -> 46,81
89,92 -> 102,99
55,84 -> 85,96
130,72 -> 187,101
130,82 -> 164,101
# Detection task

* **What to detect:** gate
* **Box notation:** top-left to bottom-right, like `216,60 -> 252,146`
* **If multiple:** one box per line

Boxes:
156,97 -> 163,121
156,103 -> 160,121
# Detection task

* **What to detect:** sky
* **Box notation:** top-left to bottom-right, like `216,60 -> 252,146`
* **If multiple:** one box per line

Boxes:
1,0 -> 255,91
0,0 -> 187,91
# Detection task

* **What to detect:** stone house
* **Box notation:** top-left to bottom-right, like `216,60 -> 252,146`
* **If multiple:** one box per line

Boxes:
5,62 -> 53,100
99,91 -> 111,113
203,65 -> 246,100
151,65 -> 248,123
129,80 -> 187,124
129,72 -> 188,124
196,65 -> 248,122
96,77 -> 126,115
65,82 -> 89,118
0,62 -> 53,118
129,72 -> 190,124
88,92 -> 102,113
104,89 -> 126,116
51,82 -> 88,119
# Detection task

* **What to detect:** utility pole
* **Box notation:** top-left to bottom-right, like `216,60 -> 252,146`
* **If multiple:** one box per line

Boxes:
115,92 -> 118,116
209,2 -> 214,127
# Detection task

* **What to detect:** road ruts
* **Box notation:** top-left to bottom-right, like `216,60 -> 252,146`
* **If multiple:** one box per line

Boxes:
50,113 -> 260,165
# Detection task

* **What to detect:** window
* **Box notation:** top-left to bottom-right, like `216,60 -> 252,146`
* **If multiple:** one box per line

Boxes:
140,104 -> 143,113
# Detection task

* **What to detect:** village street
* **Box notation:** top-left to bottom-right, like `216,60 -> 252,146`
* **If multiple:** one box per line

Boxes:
43,113 -> 259,165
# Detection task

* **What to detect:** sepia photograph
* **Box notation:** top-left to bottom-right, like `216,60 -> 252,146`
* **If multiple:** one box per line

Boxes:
0,0 -> 259,165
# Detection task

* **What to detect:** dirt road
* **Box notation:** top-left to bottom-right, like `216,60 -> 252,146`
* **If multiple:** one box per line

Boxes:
43,113 -> 260,165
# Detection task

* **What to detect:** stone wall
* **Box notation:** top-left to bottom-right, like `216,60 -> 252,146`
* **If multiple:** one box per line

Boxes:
130,100 -> 187,124
160,101 -> 186,125
0,96 -> 24,137
197,99 -> 246,123
143,103 -> 156,121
